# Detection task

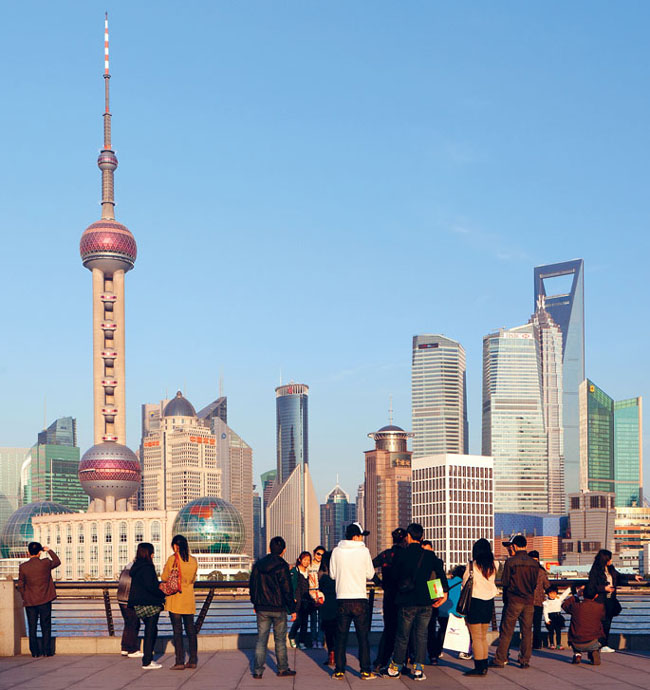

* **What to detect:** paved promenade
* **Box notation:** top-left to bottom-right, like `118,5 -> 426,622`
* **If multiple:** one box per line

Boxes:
1,647 -> 649,690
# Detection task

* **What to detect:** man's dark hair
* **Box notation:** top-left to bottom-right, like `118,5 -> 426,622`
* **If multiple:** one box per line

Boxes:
528,550 -> 540,559
451,565 -> 466,579
406,523 -> 424,542
583,585 -> 598,600
28,542 -> 42,556
269,536 -> 286,555
392,528 -> 406,544
421,540 -> 433,548
313,545 -> 326,555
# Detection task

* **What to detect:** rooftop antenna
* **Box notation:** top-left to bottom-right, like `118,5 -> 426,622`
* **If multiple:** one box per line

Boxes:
388,394 -> 394,425
219,373 -> 224,398
279,369 -> 283,386
100,12 -> 117,220
43,395 -> 47,430
336,472 -> 340,486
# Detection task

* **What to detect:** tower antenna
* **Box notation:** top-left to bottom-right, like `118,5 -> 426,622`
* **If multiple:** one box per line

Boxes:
99,11 -> 118,220
389,395 -> 393,425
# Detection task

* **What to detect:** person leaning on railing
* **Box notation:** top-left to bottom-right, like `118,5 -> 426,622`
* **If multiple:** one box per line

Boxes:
161,535 -> 198,670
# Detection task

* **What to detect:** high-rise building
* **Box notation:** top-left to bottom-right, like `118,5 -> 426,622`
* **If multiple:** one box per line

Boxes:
530,297 -> 565,513
356,484 -> 365,530
412,454 -> 493,568
253,491 -> 263,560
77,14 -> 141,513
266,463 -> 320,563
142,392 -> 221,511
320,484 -> 356,550
411,335 -> 468,458
276,384 -> 308,485
482,325 -> 548,513
534,260 -> 585,495
0,448 -> 29,533
364,425 -> 413,557
614,506 -> 650,551
563,491 -> 615,565
197,397 -> 228,426
579,381 -> 643,507
261,469 -> 277,511
31,418 -> 87,512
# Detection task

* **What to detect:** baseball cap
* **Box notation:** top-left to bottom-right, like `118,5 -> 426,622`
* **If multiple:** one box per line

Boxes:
346,522 -> 370,539
502,534 -> 527,548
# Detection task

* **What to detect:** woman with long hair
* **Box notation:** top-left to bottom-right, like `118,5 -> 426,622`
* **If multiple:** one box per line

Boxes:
162,534 -> 199,669
289,551 -> 313,649
587,549 -> 643,652
128,542 -> 166,670
462,538 -> 498,677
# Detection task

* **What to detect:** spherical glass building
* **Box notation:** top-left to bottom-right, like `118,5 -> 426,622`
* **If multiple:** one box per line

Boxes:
0,502 -> 74,558
172,497 -> 246,555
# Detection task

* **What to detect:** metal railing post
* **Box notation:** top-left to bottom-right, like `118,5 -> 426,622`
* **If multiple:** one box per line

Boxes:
195,587 -> 215,634
102,588 -> 115,636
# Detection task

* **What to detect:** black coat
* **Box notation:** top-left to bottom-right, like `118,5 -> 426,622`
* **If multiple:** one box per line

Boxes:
128,558 -> 165,607
249,554 -> 296,614
588,564 -> 631,616
393,543 -> 448,608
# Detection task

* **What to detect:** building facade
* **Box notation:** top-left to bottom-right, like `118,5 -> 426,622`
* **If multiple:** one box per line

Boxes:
320,484 -> 356,550
364,425 -> 413,557
411,335 -> 468,458
0,448 -> 29,533
534,260 -> 585,496
276,384 -> 309,485
614,506 -> 650,551
412,454 -> 493,568
563,491 -> 616,565
614,397 -> 643,507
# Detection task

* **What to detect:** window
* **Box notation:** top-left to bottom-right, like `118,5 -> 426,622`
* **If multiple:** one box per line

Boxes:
105,523 -> 112,543
151,521 -> 161,542
66,526 -> 72,544
135,521 -> 144,542
119,522 -> 128,543
91,523 -> 98,543
78,525 -> 85,544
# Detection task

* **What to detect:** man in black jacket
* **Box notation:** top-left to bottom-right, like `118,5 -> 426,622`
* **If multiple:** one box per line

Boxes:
382,524 -> 448,682
249,536 -> 297,679
493,535 -> 539,668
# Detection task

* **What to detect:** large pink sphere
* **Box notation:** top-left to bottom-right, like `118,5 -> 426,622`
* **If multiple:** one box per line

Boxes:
80,220 -> 137,273
78,443 -> 141,502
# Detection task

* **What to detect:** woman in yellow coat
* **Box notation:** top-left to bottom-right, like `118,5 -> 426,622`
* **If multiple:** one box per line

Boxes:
161,535 -> 198,670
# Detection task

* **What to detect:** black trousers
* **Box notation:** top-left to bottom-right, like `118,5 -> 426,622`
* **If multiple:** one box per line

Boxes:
119,604 -> 140,653
374,600 -> 398,668
533,605 -> 545,649
321,618 -> 337,652
169,612 -> 198,665
26,602 -> 52,657
142,613 -> 160,667
428,611 -> 448,660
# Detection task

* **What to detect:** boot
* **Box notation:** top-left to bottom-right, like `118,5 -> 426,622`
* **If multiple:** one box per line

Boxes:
463,659 -> 484,676
479,659 -> 488,676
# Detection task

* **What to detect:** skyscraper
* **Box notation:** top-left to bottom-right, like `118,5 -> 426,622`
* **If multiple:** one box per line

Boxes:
197,397 -> 228,426
364,425 -> 413,557
77,14 -> 142,513
534,260 -> 585,495
579,380 -> 643,507
31,417 -> 86,512
411,335 -> 468,457
0,448 -> 29,533
320,483 -> 356,550
482,325 -> 548,513
276,384 -> 309,484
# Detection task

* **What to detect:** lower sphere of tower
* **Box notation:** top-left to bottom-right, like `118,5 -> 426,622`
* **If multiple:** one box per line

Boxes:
78,442 -> 141,501
80,220 -> 137,273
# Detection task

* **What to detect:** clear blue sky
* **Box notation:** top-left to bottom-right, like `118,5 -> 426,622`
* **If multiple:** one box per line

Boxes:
1,1 -> 649,503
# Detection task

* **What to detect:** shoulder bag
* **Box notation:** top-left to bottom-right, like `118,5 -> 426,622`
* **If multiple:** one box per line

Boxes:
456,560 -> 473,617
160,553 -> 182,596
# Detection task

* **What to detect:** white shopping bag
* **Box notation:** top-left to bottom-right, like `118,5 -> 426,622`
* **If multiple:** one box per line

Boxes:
442,613 -> 471,654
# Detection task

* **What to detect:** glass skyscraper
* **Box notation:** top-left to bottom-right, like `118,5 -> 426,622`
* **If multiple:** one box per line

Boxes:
614,398 -> 643,507
320,484 -> 356,550
275,384 -> 309,484
534,259 -> 585,496
411,334 -> 468,458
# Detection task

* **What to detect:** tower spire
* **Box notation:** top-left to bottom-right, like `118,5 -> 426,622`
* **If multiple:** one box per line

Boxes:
98,11 -> 117,220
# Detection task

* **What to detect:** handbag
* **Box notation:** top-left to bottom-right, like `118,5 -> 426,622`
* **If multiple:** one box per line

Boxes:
456,560 -> 473,617
442,613 -> 471,654
160,553 -> 182,596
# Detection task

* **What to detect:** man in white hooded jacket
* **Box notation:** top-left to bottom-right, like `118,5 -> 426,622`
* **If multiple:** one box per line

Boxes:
329,522 -> 376,680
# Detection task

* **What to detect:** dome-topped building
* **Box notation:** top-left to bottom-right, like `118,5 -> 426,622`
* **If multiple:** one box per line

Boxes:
164,391 -> 197,418
0,502 -> 73,559
173,497 -> 245,554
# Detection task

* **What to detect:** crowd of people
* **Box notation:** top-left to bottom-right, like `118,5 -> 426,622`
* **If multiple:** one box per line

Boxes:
14,525 -> 644,676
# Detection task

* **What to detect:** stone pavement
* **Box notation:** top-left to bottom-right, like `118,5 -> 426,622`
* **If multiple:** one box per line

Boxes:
1,647 -> 649,690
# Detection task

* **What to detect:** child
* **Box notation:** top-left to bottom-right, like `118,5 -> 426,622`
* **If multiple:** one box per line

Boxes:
543,585 -> 571,649
561,586 -> 606,665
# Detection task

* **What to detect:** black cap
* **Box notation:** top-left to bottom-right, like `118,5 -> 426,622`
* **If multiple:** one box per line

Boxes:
346,522 -> 370,539
502,534 -> 527,548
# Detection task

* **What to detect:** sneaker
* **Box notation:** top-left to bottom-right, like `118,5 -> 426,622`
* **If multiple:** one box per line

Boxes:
600,646 -> 615,653
381,664 -> 401,679
288,638 -> 297,648
253,673 -> 263,679
360,672 -> 377,680
277,669 -> 297,677
298,643 -> 307,650
572,653 -> 582,664
459,652 -> 473,660
121,651 -> 129,656
127,651 -> 144,658
143,662 -> 162,670
332,672 -> 345,680
413,670 -> 426,682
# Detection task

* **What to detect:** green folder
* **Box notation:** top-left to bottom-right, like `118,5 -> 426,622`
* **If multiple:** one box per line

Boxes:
428,578 -> 444,599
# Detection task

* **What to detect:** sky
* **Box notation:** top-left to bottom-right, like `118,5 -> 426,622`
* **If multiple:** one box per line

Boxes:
1,1 -> 649,504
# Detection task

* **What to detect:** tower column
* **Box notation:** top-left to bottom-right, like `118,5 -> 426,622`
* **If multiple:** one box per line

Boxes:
92,268 -> 105,446
113,269 -> 126,444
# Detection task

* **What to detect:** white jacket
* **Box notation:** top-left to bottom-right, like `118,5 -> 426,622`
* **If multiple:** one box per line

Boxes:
329,539 -> 375,600
543,587 -> 572,623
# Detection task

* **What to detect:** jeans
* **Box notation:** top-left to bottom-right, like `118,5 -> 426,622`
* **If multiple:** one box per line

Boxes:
142,613 -> 160,667
335,599 -> 371,674
572,639 -> 601,653
119,604 -> 140,653
428,611 -> 448,660
169,612 -> 198,665
391,605 -> 432,669
310,606 -> 321,644
289,599 -> 312,646
374,599 -> 398,668
254,610 -> 289,675
495,600 -> 534,665
25,602 -> 52,657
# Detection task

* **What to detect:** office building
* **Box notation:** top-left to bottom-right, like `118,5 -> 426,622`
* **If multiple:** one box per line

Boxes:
0,448 -> 29,533
615,506 -> 650,551
563,491 -> 615,565
482,325 -> 548,513
412,454 -> 493,568
265,463 -> 320,563
320,483 -> 356,550
494,512 -> 565,562
31,418 -> 87,512
197,397 -> 228,426
276,384 -> 308,484
534,260 -> 585,495
411,335 -> 468,458
364,425 -> 413,557
579,381 -> 643,507
261,469 -> 277,510
356,483 -> 365,530
253,491 -> 263,560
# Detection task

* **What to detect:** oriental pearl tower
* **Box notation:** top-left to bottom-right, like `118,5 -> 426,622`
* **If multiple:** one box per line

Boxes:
78,14 -> 141,512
